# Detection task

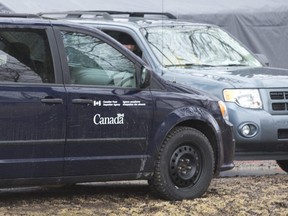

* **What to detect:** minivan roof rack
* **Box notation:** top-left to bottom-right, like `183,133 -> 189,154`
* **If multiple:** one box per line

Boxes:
0,13 -> 40,18
39,11 -> 113,20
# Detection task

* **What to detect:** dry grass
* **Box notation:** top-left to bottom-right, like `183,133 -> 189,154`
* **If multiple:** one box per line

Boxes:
0,173 -> 286,216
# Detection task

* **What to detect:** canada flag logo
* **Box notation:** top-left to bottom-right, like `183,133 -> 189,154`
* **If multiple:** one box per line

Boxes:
93,100 -> 101,106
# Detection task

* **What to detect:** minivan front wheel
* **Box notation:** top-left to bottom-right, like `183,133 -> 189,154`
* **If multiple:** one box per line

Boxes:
149,127 -> 214,200
276,160 -> 288,173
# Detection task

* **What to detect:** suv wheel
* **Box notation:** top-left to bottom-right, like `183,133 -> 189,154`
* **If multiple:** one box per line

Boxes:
276,160 -> 288,173
149,126 -> 214,200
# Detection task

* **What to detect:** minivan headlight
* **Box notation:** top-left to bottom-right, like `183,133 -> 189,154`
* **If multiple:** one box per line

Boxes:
223,89 -> 262,109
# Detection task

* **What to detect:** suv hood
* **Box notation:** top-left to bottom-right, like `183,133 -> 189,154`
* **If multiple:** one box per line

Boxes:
165,66 -> 288,88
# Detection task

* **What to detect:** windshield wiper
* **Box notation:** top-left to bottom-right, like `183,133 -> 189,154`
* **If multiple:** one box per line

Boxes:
218,63 -> 248,67
165,63 -> 216,68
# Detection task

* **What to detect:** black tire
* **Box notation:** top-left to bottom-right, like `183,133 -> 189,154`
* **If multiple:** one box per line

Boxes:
149,126 -> 214,200
276,160 -> 288,173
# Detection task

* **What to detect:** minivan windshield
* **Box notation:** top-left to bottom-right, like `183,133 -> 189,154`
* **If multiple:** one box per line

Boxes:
141,25 -> 262,68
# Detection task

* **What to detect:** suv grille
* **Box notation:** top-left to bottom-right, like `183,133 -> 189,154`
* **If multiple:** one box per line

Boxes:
272,103 -> 287,111
269,91 -> 288,113
270,92 -> 288,100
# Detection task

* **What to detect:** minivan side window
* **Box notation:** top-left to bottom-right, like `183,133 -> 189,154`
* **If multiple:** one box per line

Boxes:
0,29 -> 55,83
61,31 -> 136,88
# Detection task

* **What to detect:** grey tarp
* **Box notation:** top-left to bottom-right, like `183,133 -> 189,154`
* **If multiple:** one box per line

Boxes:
1,0 -> 288,68
177,2 -> 288,69
0,2 -> 12,13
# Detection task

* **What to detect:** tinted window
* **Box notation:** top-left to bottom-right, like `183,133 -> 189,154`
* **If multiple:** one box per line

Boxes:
0,29 -> 54,83
61,31 -> 136,88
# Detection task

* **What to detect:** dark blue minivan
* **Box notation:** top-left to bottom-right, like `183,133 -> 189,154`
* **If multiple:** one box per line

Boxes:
0,15 -> 234,200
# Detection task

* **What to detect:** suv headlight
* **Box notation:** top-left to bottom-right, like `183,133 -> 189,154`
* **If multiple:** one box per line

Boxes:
223,89 -> 262,109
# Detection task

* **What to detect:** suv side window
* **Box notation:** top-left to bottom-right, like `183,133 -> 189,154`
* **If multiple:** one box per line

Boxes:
0,29 -> 55,83
61,31 -> 137,88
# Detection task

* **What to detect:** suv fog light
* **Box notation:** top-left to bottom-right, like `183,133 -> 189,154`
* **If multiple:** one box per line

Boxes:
238,123 -> 258,138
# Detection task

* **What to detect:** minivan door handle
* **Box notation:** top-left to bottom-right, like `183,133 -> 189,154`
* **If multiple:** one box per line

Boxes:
41,98 -> 63,104
72,98 -> 94,105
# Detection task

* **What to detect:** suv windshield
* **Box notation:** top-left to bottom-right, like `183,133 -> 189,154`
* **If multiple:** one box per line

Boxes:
141,25 -> 262,67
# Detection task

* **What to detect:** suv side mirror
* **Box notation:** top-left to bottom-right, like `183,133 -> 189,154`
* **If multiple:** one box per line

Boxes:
140,66 -> 151,89
255,53 -> 269,66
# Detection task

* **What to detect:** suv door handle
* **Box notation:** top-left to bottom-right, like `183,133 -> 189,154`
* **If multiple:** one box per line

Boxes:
41,98 -> 63,104
72,99 -> 94,105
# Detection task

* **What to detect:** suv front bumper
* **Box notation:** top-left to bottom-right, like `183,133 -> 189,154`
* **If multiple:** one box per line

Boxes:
227,103 -> 288,160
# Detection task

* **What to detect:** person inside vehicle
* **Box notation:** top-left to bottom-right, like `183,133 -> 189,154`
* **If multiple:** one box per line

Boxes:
118,33 -> 142,57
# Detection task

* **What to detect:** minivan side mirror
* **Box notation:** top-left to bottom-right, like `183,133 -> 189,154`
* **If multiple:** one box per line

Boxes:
255,53 -> 269,66
140,66 -> 151,89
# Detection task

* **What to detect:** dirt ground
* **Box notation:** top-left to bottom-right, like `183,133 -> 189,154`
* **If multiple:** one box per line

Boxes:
0,161 -> 287,216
